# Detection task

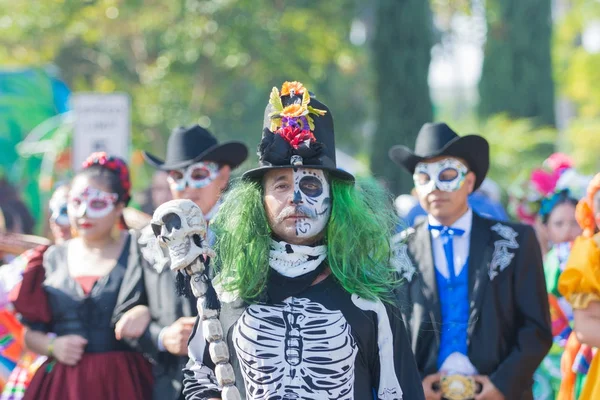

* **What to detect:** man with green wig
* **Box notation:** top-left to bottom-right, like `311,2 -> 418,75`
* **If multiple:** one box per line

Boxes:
182,81 -> 424,399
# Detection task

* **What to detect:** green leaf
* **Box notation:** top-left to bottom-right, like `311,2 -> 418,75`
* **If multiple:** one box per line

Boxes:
269,87 -> 283,111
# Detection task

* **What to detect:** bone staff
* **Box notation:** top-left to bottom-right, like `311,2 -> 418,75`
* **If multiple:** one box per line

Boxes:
186,256 -> 241,400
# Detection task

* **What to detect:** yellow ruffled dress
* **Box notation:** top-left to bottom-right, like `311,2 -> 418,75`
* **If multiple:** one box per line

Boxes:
558,235 -> 600,400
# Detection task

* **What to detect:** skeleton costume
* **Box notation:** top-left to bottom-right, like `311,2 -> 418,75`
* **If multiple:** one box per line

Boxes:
178,82 -> 424,399
389,123 -> 552,400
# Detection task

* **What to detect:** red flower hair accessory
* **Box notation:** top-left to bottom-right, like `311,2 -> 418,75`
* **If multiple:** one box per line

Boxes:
82,152 -> 131,203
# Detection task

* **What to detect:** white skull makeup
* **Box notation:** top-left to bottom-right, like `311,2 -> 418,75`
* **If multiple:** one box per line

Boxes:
150,199 -> 214,271
68,186 -> 118,219
413,158 -> 468,196
167,161 -> 220,191
292,169 -> 331,238
49,191 -> 70,227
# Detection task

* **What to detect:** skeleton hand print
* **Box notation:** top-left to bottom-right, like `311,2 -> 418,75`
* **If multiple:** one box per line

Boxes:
232,297 -> 358,400
292,169 -> 331,238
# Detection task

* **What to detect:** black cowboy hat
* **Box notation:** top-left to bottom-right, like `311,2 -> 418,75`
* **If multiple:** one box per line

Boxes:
243,86 -> 354,182
389,122 -> 489,191
143,125 -> 248,171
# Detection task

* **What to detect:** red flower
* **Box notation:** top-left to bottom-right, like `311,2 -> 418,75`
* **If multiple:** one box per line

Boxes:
276,126 -> 316,149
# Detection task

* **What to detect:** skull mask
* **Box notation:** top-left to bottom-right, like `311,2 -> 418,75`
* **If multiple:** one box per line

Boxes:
150,199 -> 211,271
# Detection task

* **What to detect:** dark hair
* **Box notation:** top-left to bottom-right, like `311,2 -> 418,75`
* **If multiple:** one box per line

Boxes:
75,164 -> 130,229
0,201 -> 35,234
77,164 -> 129,205
541,190 -> 578,224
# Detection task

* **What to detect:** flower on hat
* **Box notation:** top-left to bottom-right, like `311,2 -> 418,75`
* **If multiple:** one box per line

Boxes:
269,82 -> 326,132
281,81 -> 306,97
280,104 -> 308,118
278,126 -> 316,150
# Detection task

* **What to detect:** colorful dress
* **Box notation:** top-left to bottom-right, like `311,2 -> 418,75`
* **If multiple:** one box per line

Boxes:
534,243 -> 574,399
12,235 -> 153,400
0,249 -> 39,398
558,235 -> 600,400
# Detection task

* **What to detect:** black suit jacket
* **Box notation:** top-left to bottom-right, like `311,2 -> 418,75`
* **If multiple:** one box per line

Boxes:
136,226 -> 197,400
395,212 -> 552,399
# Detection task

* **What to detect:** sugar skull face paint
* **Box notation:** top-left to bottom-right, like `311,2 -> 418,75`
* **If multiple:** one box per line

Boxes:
291,169 -> 331,238
264,168 -> 331,244
49,190 -> 70,227
167,161 -> 220,192
413,158 -> 468,196
68,186 -> 118,219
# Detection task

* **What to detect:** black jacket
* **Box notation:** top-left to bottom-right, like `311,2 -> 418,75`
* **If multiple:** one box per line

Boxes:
395,212 -> 552,400
136,226 -> 197,400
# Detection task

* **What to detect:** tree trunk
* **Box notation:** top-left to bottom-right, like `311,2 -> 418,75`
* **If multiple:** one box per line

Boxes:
370,0 -> 434,195
479,0 -> 556,128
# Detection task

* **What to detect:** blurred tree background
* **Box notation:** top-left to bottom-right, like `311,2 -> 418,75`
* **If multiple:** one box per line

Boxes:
0,0 -> 599,229
370,0 -> 433,195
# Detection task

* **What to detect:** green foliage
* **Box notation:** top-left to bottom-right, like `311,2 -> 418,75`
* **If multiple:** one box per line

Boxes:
563,117 -> 600,174
479,0 -> 555,127
370,0 -> 434,195
0,0 -> 373,177
554,0 -> 600,117
444,114 -> 557,194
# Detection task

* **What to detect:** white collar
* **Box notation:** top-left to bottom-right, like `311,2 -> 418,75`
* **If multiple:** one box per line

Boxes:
428,208 -> 473,238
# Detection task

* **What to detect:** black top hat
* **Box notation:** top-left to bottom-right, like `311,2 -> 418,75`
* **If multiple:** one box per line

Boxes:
243,82 -> 354,182
143,125 -> 248,171
389,122 -> 489,191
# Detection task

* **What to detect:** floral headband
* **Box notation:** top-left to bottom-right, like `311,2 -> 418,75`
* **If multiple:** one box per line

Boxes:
508,153 -> 576,224
81,152 -> 131,204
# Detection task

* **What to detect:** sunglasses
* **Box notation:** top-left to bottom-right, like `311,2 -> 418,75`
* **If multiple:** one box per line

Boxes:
68,186 -> 119,219
167,161 -> 220,191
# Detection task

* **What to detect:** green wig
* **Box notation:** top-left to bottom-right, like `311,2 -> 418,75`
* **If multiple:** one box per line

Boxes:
212,175 -> 400,303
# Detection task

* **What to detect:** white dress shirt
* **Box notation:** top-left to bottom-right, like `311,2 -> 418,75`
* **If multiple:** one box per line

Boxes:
428,208 -> 473,279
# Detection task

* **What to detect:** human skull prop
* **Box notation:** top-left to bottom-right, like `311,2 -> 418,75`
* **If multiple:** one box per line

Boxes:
151,199 -> 213,271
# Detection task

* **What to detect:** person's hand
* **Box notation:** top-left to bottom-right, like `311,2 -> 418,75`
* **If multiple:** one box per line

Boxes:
161,317 -> 196,356
474,376 -> 505,400
52,335 -> 88,366
422,373 -> 442,400
115,305 -> 152,340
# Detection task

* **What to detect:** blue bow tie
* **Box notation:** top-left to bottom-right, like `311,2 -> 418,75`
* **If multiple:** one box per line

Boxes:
428,225 -> 465,237
428,225 -> 465,279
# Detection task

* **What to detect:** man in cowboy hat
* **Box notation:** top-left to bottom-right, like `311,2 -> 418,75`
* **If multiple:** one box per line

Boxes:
134,125 -> 247,400
389,122 -> 551,400
182,81 -> 424,399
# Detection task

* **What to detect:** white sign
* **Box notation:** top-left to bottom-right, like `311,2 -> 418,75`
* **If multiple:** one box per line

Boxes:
72,93 -> 131,170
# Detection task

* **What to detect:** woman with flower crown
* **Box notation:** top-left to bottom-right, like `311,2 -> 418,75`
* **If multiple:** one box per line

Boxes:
11,153 -> 153,400
530,161 -> 591,400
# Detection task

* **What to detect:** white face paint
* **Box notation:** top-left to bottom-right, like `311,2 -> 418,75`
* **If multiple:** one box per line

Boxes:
292,169 -> 331,238
413,158 -> 468,197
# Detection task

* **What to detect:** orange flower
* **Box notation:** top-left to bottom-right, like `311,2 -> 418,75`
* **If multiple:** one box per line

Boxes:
281,81 -> 305,96
280,104 -> 307,118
